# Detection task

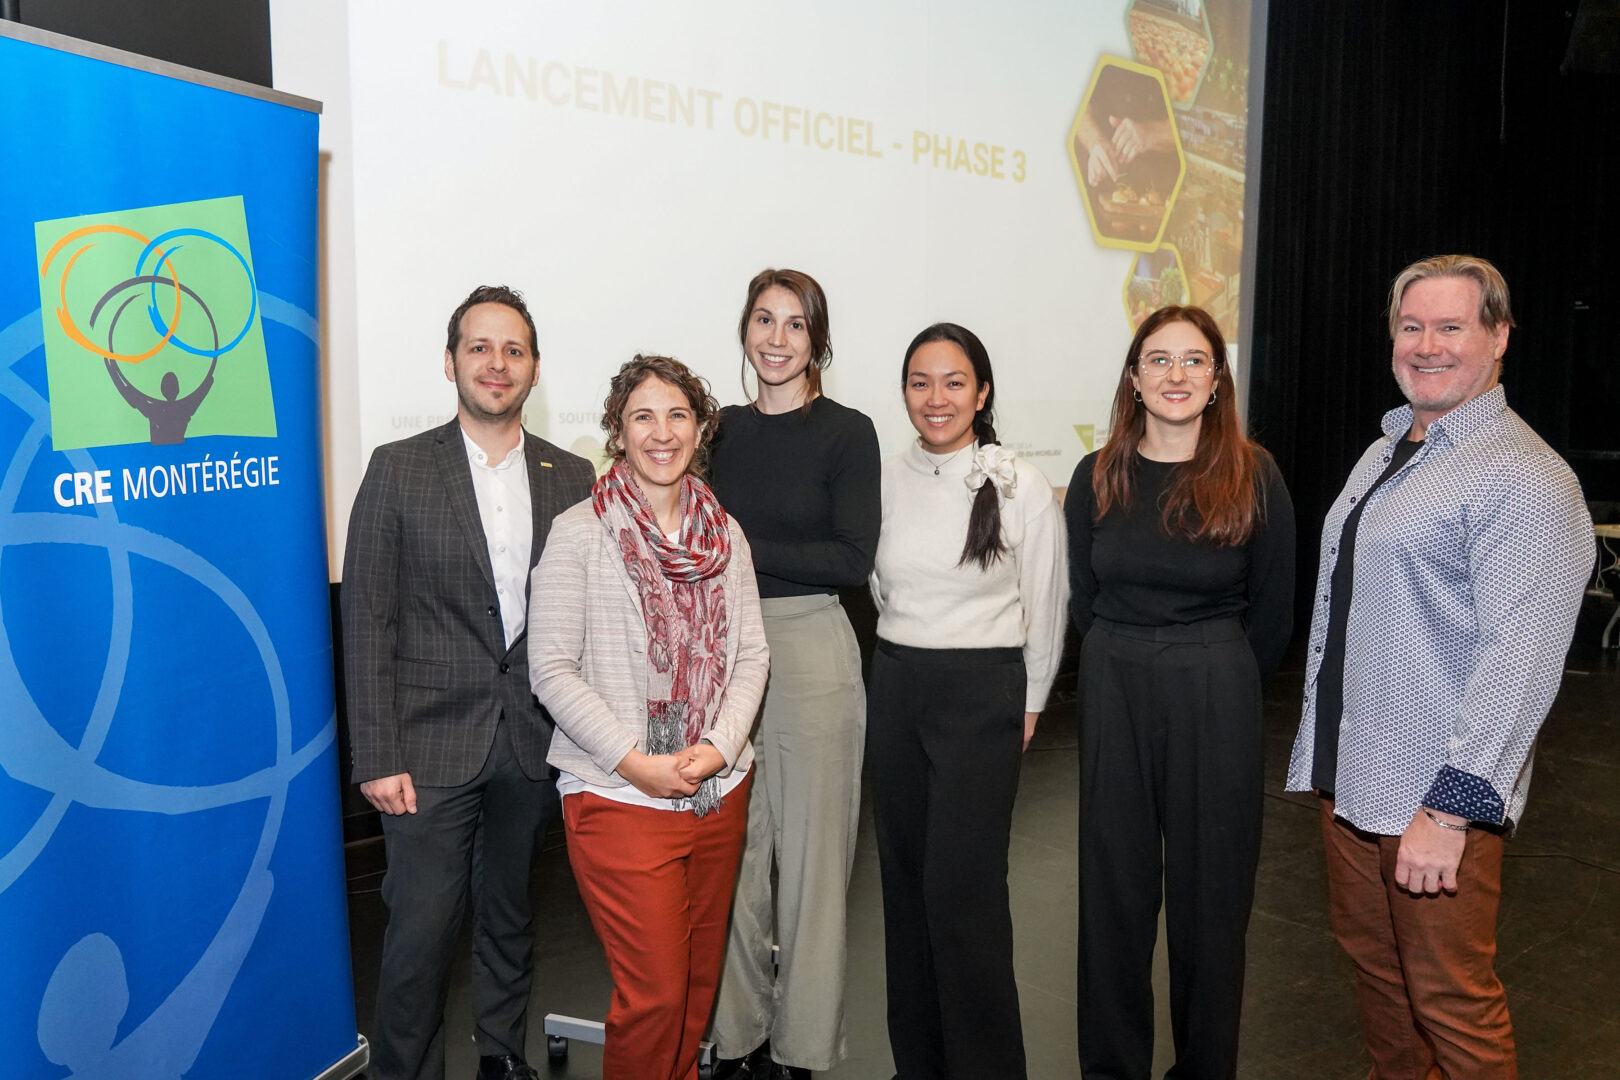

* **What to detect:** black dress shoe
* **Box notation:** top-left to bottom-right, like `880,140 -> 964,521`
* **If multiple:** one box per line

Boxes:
712,1041 -> 772,1079
768,1063 -> 811,1080
477,1054 -> 539,1080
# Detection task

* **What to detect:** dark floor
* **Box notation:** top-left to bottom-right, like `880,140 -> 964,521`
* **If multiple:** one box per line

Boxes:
344,598 -> 1620,1079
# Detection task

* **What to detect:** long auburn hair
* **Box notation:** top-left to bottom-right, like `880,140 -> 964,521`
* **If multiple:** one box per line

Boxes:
1092,306 -> 1265,546
901,323 -> 1006,569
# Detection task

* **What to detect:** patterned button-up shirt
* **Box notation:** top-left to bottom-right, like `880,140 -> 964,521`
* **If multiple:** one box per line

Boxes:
1287,386 -> 1591,835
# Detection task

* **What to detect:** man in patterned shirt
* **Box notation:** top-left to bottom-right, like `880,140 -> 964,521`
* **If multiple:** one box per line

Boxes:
1287,254 -> 1591,1078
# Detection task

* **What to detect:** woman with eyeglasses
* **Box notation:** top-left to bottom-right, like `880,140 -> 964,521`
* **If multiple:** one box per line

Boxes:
1065,306 -> 1295,1080
868,322 -> 1068,1080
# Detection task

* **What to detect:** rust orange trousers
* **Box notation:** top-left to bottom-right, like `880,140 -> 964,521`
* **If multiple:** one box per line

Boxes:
564,774 -> 751,1080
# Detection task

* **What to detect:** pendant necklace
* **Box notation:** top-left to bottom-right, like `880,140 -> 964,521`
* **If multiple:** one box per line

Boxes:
930,444 -> 969,476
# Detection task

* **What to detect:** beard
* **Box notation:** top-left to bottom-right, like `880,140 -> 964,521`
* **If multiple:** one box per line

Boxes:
453,362 -> 531,425
1391,357 -> 1499,420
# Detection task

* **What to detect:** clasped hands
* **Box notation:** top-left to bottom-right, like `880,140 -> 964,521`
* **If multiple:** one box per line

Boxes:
617,743 -> 727,799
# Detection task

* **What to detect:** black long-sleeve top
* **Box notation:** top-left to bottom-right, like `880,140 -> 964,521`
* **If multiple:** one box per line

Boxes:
707,397 -> 881,598
1063,450 -> 1296,676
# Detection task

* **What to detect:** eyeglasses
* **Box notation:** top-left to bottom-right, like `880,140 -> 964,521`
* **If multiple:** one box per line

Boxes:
1136,351 -> 1216,379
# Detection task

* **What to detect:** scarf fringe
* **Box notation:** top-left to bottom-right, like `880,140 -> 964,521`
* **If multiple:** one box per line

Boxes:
648,700 -> 722,817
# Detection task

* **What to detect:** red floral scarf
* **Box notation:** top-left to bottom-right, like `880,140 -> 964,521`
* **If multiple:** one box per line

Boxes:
592,460 -> 732,814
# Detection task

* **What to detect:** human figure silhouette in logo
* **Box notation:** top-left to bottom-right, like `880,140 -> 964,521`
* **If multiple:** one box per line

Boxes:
104,355 -> 217,445
92,278 -> 221,446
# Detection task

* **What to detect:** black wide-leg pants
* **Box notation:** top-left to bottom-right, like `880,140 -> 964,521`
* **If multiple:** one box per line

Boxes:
868,640 -> 1028,1080
1076,618 -> 1263,1080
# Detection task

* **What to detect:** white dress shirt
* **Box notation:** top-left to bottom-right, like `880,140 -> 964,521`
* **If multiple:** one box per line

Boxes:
461,427 -> 532,649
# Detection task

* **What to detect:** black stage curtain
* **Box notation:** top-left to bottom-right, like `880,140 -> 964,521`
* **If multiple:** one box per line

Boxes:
1248,0 -> 1620,622
13,0 -> 272,87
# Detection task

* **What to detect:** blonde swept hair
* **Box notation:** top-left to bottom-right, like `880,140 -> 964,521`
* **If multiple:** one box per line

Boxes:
1387,254 -> 1516,339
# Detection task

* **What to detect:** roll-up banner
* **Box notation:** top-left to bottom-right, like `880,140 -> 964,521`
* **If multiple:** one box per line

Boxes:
0,23 -> 365,1080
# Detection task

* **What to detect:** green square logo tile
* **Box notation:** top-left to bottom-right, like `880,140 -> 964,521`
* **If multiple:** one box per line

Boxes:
35,195 -> 277,450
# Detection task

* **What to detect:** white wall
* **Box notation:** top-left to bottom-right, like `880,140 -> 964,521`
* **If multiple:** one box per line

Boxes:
270,0 -> 361,577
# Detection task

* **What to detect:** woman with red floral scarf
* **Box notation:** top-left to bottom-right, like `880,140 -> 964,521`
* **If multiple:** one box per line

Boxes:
529,354 -> 769,1080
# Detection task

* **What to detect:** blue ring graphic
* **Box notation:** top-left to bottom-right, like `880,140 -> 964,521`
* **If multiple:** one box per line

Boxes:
135,229 -> 258,358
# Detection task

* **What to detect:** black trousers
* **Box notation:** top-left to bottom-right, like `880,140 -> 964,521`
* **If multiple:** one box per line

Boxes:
373,719 -> 556,1080
868,640 -> 1028,1080
1076,618 -> 1263,1080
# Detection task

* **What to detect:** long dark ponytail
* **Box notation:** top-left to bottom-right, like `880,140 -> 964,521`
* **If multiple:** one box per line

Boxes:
901,323 -> 1006,570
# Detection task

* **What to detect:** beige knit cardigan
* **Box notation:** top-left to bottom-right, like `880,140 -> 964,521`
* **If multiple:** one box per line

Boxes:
528,497 -> 767,788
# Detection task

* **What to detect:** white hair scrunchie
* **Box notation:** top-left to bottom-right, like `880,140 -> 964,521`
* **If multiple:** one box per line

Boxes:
965,443 -> 1018,500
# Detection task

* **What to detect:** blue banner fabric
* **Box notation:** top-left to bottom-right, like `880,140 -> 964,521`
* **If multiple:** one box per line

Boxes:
0,31 -> 357,1080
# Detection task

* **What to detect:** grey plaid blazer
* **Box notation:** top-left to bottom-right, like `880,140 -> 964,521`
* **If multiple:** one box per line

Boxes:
341,419 -> 595,787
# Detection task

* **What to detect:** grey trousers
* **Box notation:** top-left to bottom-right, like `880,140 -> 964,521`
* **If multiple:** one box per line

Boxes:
710,594 -> 866,1070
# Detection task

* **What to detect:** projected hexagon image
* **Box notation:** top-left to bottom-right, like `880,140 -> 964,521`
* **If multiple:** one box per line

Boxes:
1068,57 -> 1186,251
1122,244 -> 1188,330
1127,0 -> 1214,107
1162,157 -> 1246,336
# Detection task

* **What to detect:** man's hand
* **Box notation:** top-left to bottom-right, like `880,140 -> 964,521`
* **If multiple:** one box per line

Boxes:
617,749 -> 701,799
1394,807 -> 1468,894
361,773 -> 418,816
1023,711 -> 1040,751
676,743 -> 726,784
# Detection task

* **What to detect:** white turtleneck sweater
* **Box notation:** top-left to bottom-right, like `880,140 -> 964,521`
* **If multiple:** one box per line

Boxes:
870,441 -> 1069,713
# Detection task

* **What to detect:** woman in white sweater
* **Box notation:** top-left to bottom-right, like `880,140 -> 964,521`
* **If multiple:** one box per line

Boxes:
867,323 -> 1068,1080
529,354 -> 769,1080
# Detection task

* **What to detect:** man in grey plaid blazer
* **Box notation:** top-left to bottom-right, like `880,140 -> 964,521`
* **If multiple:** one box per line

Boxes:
342,285 -> 594,1080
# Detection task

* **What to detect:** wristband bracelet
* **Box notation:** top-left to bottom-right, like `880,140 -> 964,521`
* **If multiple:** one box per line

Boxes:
1423,808 -> 1470,832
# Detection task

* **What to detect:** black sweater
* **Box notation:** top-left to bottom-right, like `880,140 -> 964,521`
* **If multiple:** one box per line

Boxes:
1063,451 -> 1296,676
707,397 -> 881,598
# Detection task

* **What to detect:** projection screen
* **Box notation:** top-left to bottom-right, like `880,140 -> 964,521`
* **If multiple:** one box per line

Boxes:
281,0 -> 1267,564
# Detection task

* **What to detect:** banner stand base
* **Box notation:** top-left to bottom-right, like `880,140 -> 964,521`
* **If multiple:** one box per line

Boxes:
313,1036 -> 370,1080
544,1014 -> 717,1076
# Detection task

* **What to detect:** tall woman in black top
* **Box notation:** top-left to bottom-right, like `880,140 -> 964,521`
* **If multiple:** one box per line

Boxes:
1065,305 -> 1294,1080
706,269 -> 880,1079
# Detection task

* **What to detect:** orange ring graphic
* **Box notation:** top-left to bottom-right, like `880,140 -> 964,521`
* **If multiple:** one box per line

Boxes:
40,224 -> 182,364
